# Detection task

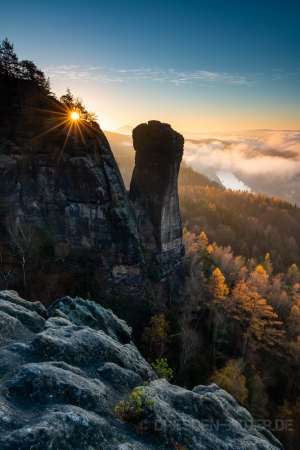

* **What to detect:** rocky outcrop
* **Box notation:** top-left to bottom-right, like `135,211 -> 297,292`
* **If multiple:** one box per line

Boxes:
0,77 -> 186,300
0,117 -> 145,300
0,75 -> 147,300
0,290 -> 284,449
129,121 -> 184,279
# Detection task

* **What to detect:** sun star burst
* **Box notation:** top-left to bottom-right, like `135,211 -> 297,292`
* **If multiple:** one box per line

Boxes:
71,111 -> 80,120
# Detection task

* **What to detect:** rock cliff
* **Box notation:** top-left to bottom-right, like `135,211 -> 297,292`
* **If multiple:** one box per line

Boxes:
0,77 -> 184,300
0,290 -> 284,450
129,121 -> 184,279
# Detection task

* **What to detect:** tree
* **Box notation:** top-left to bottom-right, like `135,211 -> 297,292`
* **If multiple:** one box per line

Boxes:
198,231 -> 208,247
247,373 -> 269,418
210,359 -> 248,404
141,314 -> 170,358
20,59 -> 51,92
0,38 -> 19,76
287,336 -> 300,394
210,243 -> 245,288
262,253 -> 273,276
176,326 -> 199,383
208,267 -> 229,302
207,267 -> 229,345
230,281 -> 284,357
0,39 -> 51,95
151,358 -> 173,381
60,87 -> 75,107
60,88 -> 98,123
287,264 -> 300,286
247,265 -> 269,298
5,219 -> 35,296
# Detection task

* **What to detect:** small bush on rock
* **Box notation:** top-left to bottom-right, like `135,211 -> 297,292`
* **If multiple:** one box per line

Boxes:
114,387 -> 156,425
151,358 -> 173,381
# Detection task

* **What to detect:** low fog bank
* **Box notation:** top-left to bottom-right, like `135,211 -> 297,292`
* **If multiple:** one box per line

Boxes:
184,130 -> 300,205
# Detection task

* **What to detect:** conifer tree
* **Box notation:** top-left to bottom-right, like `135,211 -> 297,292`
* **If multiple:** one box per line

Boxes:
0,38 -> 19,76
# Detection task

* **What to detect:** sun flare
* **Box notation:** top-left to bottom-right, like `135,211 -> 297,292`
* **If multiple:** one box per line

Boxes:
71,111 -> 80,120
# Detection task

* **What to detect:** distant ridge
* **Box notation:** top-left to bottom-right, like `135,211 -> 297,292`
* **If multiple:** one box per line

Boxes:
113,125 -> 133,135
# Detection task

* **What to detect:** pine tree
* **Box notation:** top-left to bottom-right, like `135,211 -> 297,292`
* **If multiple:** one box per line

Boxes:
0,38 -> 19,76
20,59 -> 51,93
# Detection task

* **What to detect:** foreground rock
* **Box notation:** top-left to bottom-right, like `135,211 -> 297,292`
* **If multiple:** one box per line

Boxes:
0,290 -> 284,449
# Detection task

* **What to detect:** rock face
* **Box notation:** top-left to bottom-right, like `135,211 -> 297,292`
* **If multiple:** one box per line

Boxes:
0,113 -> 144,300
0,78 -> 184,300
0,290 -> 284,450
129,121 -> 184,279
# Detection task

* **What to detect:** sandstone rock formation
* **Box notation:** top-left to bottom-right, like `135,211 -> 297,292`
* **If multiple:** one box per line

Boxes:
0,290 -> 284,449
0,77 -> 184,300
129,121 -> 184,279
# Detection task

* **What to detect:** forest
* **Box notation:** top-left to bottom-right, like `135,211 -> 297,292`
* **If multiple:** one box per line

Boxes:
137,186 -> 300,449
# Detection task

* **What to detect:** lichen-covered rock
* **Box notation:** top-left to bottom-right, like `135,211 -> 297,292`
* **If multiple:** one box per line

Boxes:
0,311 -> 28,346
129,120 -> 184,279
97,362 -> 143,393
8,362 -> 111,414
0,291 -> 47,317
0,300 -> 45,332
0,291 -> 284,450
135,379 -> 284,450
28,322 -> 154,381
48,295 -> 132,344
0,406 -> 116,450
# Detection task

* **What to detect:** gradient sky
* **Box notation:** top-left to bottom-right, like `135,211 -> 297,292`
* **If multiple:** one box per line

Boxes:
1,0 -> 299,133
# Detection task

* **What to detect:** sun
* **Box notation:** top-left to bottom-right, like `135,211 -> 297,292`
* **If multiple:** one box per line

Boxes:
71,111 -> 80,120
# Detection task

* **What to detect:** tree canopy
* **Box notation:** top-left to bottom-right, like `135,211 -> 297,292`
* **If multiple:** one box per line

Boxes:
0,38 -> 50,93
0,38 -> 98,123
59,88 -> 98,123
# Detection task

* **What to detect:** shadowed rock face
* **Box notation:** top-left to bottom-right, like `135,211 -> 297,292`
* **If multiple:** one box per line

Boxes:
0,77 -> 186,299
0,290 -> 284,450
129,120 -> 185,279
0,126 -> 145,299
0,76 -> 148,300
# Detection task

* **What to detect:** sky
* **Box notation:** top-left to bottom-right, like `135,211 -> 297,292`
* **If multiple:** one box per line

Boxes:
1,0 -> 299,133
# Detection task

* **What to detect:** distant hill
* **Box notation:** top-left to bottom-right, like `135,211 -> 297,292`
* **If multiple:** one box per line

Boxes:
180,184 -> 300,272
113,125 -> 133,135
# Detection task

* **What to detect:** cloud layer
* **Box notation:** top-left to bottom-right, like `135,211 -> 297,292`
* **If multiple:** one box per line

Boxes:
183,131 -> 300,178
44,64 -> 299,88
44,65 -> 260,86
